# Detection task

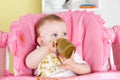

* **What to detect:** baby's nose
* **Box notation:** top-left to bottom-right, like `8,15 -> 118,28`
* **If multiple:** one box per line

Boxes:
57,36 -> 63,39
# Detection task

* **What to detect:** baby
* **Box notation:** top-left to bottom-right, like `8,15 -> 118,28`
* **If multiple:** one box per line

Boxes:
25,14 -> 91,78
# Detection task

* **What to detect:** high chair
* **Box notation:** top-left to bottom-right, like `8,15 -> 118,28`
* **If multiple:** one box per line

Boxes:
0,10 -> 120,80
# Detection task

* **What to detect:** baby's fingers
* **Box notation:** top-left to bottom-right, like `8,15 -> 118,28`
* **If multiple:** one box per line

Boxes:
58,55 -> 65,63
53,40 -> 57,47
59,63 -> 71,70
48,41 -> 57,53
59,64 -> 65,68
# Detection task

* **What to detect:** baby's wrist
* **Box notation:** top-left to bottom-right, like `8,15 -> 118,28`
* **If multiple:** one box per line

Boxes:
70,62 -> 76,68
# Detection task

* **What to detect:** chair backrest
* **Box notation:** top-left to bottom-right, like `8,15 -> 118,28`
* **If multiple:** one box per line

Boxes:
4,10 -> 116,76
0,32 -> 8,76
7,14 -> 43,76
112,25 -> 120,70
0,48 -> 6,77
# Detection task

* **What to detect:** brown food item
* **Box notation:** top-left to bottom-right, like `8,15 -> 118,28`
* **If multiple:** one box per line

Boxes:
56,38 -> 76,58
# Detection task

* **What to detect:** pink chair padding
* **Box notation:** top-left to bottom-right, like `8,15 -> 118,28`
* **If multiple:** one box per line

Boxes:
7,10 -> 115,76
0,32 -> 8,48
1,71 -> 120,80
112,25 -> 120,70
70,11 -> 115,72
0,31 -> 8,76
8,14 -> 45,76
0,48 -> 6,77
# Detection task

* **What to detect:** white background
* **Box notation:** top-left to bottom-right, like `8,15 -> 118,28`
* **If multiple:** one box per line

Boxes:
100,0 -> 120,27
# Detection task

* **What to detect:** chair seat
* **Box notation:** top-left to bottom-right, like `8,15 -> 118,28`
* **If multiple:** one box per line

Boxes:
1,71 -> 120,80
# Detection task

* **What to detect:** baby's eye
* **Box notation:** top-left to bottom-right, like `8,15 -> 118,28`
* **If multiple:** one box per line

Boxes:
51,33 -> 58,37
63,32 -> 67,36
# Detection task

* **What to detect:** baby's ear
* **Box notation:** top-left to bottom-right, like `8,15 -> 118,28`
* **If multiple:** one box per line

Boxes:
37,37 -> 44,46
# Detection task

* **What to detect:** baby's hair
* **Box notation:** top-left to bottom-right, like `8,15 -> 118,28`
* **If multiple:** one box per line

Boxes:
35,14 -> 65,43
65,0 -> 69,3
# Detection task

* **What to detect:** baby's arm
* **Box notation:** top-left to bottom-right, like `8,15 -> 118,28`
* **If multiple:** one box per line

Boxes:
69,62 -> 91,75
59,52 -> 91,75
26,41 -> 56,69
25,46 -> 49,69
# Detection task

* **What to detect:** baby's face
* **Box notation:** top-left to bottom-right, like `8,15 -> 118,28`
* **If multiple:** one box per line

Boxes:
38,21 -> 67,45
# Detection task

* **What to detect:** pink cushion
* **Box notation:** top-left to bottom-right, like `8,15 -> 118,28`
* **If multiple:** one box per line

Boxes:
112,25 -> 120,70
8,14 -> 44,76
0,31 -> 8,76
1,71 -> 120,80
7,10 -> 114,76
0,48 -> 6,77
72,11 -> 115,72
0,32 -> 8,48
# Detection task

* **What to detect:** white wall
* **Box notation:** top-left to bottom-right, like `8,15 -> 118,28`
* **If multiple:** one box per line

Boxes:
87,0 -> 99,8
100,0 -> 120,27
99,0 -> 120,66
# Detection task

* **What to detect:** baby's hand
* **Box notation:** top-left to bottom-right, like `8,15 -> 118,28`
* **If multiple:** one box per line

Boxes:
58,51 -> 75,70
47,40 -> 57,53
